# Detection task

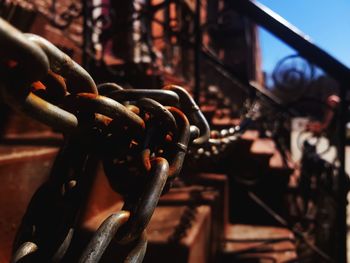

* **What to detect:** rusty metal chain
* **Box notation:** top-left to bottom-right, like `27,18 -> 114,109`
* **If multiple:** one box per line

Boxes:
186,100 -> 260,167
189,99 -> 261,162
187,126 -> 242,168
12,132 -> 100,262
78,211 -> 148,263
0,17 -> 211,263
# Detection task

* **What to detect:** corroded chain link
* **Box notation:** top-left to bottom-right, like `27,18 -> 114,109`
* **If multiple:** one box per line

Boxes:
0,17 -> 210,263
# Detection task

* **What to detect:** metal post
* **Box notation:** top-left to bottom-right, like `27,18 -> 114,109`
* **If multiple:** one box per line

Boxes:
229,1 -> 350,262
82,0 -> 90,70
194,0 -> 201,104
164,0 -> 171,63
337,85 -> 348,263
230,0 -> 350,84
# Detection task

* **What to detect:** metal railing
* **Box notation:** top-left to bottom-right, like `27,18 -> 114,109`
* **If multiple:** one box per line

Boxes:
228,1 -> 350,262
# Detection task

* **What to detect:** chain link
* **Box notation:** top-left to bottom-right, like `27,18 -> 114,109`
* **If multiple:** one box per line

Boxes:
0,17 -> 212,262
78,211 -> 147,263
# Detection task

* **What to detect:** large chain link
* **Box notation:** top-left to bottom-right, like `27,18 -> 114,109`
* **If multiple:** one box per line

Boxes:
0,17 -> 210,263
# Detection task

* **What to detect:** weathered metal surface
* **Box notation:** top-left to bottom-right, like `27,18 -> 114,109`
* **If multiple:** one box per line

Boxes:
0,19 -> 49,85
80,213 -> 148,263
60,164 -> 124,262
75,93 -> 145,134
117,158 -> 169,244
137,98 -> 177,133
67,196 -> 212,263
24,33 -> 97,95
0,13 -> 306,263
79,211 -> 130,263
165,107 -> 191,179
104,89 -> 180,106
163,85 -> 210,145
12,134 -> 99,262
11,241 -> 38,263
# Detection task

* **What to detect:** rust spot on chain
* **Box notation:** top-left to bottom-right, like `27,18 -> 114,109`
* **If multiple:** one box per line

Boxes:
6,59 -> 18,68
126,105 -> 140,115
31,81 -> 46,92
141,149 -> 152,172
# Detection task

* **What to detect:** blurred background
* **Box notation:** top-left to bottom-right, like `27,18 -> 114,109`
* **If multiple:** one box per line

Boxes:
0,0 -> 350,262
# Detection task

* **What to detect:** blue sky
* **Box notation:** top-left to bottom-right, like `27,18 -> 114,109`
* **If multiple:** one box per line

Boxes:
258,0 -> 350,75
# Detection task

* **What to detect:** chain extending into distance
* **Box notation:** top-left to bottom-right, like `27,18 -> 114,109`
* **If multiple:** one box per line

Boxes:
186,100 -> 261,167
0,18 -> 210,263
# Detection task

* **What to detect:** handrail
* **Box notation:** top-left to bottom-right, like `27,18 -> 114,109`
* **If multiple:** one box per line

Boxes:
229,2 -> 348,263
229,0 -> 350,84
201,45 -> 299,116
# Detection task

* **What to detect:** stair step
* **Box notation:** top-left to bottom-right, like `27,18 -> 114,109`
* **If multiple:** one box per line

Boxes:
78,206 -> 213,263
211,117 -> 235,130
0,132 -> 63,146
250,138 -> 295,170
200,105 -> 216,122
0,145 -> 58,262
225,224 -> 294,241
241,130 -> 260,141
250,138 -> 276,155
221,224 -> 297,263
